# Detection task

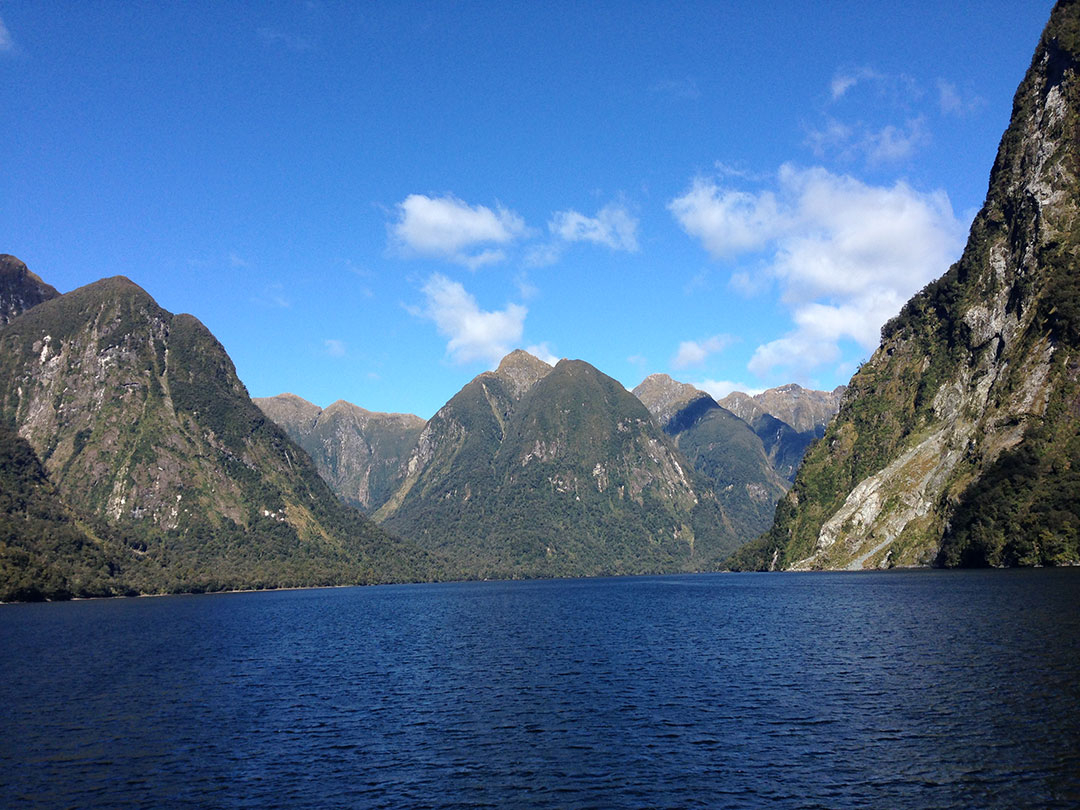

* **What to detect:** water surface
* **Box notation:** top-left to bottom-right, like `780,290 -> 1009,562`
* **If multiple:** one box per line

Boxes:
2,569 -> 1079,808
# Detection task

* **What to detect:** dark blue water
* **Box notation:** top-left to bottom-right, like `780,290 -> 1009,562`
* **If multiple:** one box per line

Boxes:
2,569 -> 1079,809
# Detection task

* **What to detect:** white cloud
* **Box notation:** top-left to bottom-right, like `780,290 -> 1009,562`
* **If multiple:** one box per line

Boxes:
419,274 -> 527,366
695,379 -> 764,400
391,194 -> 527,269
324,339 -> 347,357
549,203 -> 639,252
671,163 -> 966,380
523,241 -> 563,268
0,17 -> 13,52
671,334 -> 734,369
864,118 -> 928,163
526,342 -> 560,366
668,179 -> 786,258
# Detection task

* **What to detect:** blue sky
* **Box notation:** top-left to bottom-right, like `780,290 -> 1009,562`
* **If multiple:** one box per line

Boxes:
1,1 -> 1056,418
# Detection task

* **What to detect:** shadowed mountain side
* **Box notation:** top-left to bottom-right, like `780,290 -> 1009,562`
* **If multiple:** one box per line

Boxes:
0,254 -> 60,326
633,374 -> 790,536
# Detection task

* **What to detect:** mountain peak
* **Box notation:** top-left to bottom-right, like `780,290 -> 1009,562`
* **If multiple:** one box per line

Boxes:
493,349 -> 553,398
0,254 -> 61,326
632,374 -> 713,427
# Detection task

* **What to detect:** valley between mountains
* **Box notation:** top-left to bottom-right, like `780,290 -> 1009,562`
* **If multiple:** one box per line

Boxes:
3,1 -> 1080,599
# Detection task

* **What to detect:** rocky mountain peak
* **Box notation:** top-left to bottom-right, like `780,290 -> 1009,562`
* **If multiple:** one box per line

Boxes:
733,1 -> 1080,571
632,373 -> 713,427
493,349 -> 553,399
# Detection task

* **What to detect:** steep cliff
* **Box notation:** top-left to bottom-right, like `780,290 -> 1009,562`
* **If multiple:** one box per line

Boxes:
733,1 -> 1080,571
0,254 -> 59,326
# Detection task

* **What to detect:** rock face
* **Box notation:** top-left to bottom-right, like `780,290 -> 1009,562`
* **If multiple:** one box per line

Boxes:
255,394 -> 426,512
633,373 -> 711,427
376,354 -> 738,578
0,254 -> 60,326
732,1 -> 1080,571
0,274 -> 432,594
633,374 -> 790,536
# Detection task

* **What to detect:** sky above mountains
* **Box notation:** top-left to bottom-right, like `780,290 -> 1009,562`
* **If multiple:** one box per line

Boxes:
1,1 -> 1056,418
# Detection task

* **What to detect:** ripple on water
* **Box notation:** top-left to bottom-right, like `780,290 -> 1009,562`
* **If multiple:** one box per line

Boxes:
1,569 -> 1079,808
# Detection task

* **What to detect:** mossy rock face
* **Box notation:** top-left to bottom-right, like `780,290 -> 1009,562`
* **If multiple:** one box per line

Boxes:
731,1 -> 1080,572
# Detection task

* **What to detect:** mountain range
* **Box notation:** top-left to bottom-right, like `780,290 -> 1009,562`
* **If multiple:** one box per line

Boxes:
0,252 -> 839,596
4,2 -> 1076,597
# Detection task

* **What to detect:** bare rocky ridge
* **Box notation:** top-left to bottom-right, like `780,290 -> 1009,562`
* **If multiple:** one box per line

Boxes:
632,374 -> 711,427
718,384 -> 845,436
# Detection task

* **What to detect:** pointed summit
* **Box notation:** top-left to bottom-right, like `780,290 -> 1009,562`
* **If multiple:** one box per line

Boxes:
633,373 -> 712,427
493,348 -> 553,399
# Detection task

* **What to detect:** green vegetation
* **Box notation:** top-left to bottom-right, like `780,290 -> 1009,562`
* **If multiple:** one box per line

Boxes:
0,274 -> 439,600
382,359 -> 740,579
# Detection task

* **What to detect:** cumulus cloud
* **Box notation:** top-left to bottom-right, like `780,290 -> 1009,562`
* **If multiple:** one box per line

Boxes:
671,334 -> 734,369
549,203 -> 639,252
418,274 -> 527,365
391,194 -> 527,269
0,16 -> 13,52
668,180 -> 785,258
670,164 -> 966,380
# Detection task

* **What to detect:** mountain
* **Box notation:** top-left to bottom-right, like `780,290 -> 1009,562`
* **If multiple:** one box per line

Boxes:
719,384 -> 845,436
718,384 -> 844,481
255,394 -> 426,512
376,352 -> 739,578
0,272 -> 434,595
0,254 -> 60,326
731,1 -> 1080,571
633,374 -> 789,536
